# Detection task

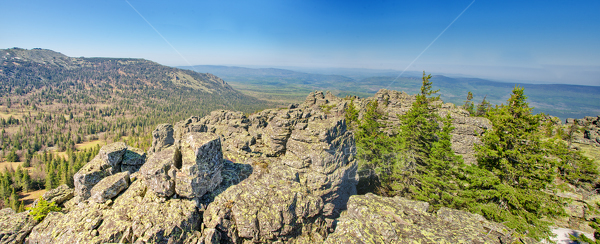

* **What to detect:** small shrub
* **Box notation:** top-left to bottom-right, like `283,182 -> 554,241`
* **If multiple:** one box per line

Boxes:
27,197 -> 61,222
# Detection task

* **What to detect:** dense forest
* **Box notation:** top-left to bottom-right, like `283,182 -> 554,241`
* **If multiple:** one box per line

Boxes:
0,48 -> 275,209
348,72 -> 599,240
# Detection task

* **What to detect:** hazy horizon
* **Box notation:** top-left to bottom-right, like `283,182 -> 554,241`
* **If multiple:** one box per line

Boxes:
2,0 -> 599,85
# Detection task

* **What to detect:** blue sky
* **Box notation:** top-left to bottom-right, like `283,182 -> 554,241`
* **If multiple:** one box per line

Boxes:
1,0 -> 599,85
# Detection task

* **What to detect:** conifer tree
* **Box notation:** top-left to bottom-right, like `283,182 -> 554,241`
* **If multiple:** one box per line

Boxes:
386,72 -> 443,195
463,91 -> 475,115
473,86 -> 564,239
477,86 -> 555,189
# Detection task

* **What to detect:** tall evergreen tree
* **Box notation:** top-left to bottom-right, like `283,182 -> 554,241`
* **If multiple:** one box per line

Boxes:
473,86 -> 564,239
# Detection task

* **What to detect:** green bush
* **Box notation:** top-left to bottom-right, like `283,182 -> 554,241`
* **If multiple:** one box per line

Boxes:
27,197 -> 61,222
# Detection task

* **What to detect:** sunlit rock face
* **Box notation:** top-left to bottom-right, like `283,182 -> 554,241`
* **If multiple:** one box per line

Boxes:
324,193 -> 533,244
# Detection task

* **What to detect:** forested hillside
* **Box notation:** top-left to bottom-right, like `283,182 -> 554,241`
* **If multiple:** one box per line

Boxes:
0,48 -> 274,210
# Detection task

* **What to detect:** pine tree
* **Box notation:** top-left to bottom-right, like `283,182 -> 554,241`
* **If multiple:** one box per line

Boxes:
9,188 -> 18,210
463,91 -> 475,115
477,86 -> 555,189
410,114 -> 465,208
473,86 -> 564,239
344,98 -> 359,128
45,165 -> 55,190
21,171 -> 30,193
476,95 -> 491,116
355,100 -> 385,167
386,72 -> 442,195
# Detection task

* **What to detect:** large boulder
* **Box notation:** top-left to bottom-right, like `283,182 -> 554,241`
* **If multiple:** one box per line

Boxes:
90,171 -> 130,203
73,157 -> 111,200
283,116 -> 358,213
0,208 -> 37,244
73,142 -> 128,200
97,142 -> 127,171
176,132 -> 224,199
262,115 -> 294,156
39,184 -> 73,206
139,147 -> 180,198
203,162 -> 326,243
120,147 -> 146,173
148,124 -> 175,155
325,193 -> 533,243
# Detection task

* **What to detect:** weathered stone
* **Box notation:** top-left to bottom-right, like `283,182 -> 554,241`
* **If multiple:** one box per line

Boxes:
203,228 -> 220,244
325,193 -> 533,244
139,147 -> 180,198
0,208 -> 37,244
203,166 -> 325,243
97,142 -> 127,173
176,132 -> 223,199
73,142 -> 128,200
27,179 -> 200,244
120,147 -> 146,173
90,171 -> 130,203
148,123 -> 175,155
202,107 -> 357,242
35,184 -> 73,207
73,157 -> 111,200
262,115 -> 293,156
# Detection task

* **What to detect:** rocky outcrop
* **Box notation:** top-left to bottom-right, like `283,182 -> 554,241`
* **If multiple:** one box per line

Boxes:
139,147 -> 179,198
27,179 -> 200,244
148,123 -> 175,155
0,208 -> 37,244
565,115 -> 600,146
325,193 -> 533,244
176,133 -> 224,199
90,171 -> 130,203
73,142 -> 128,200
26,128 -> 229,243
197,98 -> 358,242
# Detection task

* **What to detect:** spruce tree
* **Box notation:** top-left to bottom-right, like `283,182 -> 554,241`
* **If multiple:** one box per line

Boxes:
473,86 -> 564,239
387,71 -> 443,195
477,86 -> 555,190
463,91 -> 475,115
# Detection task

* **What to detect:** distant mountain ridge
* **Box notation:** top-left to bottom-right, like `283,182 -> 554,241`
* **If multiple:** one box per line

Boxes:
180,65 -> 600,121
0,48 -> 274,114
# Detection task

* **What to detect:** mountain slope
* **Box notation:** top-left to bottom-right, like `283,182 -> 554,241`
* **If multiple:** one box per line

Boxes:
0,48 -> 274,168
